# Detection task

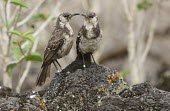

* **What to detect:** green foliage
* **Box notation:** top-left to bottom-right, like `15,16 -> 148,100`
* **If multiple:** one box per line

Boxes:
137,0 -> 153,10
9,30 -> 35,60
9,30 -> 34,44
32,13 -> 49,21
6,64 -> 16,76
23,31 -> 34,43
23,31 -> 33,37
25,52 -> 43,61
8,30 -> 21,36
12,47 -> 23,59
11,0 -> 28,8
120,70 -> 129,77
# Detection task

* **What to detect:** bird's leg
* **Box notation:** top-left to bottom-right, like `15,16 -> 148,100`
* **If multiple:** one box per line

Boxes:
91,53 -> 98,69
91,54 -> 96,64
81,52 -> 86,68
55,60 -> 62,71
53,61 -> 59,73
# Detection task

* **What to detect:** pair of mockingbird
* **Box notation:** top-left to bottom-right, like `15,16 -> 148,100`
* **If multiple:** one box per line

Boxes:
36,12 -> 102,86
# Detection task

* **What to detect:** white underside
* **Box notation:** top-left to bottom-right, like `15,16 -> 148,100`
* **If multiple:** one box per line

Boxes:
79,35 -> 101,53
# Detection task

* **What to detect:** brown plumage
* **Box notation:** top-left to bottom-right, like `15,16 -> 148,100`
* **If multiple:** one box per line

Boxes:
36,13 -> 79,86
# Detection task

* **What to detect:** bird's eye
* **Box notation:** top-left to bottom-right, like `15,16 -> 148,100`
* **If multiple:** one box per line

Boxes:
88,15 -> 93,18
63,14 -> 69,18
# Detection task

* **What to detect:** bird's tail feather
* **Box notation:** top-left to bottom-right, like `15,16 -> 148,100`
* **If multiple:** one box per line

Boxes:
36,64 -> 51,86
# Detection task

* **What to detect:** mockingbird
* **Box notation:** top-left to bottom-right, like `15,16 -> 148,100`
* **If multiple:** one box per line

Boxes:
36,13 -> 79,86
76,12 -> 102,68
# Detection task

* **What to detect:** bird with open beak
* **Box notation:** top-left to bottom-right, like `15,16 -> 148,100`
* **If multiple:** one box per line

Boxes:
36,13 -> 79,86
76,12 -> 102,67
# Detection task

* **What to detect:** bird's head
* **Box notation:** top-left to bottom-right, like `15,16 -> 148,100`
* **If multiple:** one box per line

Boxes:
58,13 -> 80,24
81,12 -> 98,25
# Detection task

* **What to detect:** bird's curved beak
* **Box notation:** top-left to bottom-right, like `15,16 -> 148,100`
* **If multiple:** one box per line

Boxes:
69,13 -> 80,19
81,14 -> 86,17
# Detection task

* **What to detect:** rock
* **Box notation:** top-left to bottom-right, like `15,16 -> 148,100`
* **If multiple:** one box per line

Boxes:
43,54 -> 128,110
0,90 -> 47,111
0,86 -> 12,97
93,83 -> 170,111
1,55 -> 170,110
44,63 -> 128,110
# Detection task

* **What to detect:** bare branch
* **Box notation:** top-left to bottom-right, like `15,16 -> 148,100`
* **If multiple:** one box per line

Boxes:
0,3 -> 5,54
121,0 -> 132,21
6,48 -> 31,68
16,61 -> 31,93
6,0 -> 11,20
11,6 -> 20,22
18,43 -> 25,56
122,0 -> 141,85
140,16 -> 157,64
4,0 -> 12,56
16,0 -> 45,27
0,3 -> 5,23
0,25 -> 3,53
6,7 -> 22,56
122,0 -> 137,62
136,11 -> 146,59
4,1 -> 9,30
140,1 -> 159,64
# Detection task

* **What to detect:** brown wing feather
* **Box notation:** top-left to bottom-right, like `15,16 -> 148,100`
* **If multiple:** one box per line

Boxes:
41,27 -> 66,67
42,39 -> 64,67
92,23 -> 100,38
47,64 -> 51,78
36,65 -> 49,86
76,25 -> 84,54
36,25 -> 71,86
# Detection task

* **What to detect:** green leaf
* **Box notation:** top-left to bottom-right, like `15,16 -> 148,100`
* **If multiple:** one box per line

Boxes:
137,0 -> 153,10
13,39 -> 25,45
19,39 -> 26,44
23,31 -> 33,36
12,47 -> 23,59
24,35 -> 34,43
8,30 -> 21,36
120,70 -> 129,77
22,31 -> 34,43
24,36 -> 34,43
32,13 -> 49,20
25,52 -> 43,61
11,0 -> 28,8
12,41 -> 19,45
6,64 -> 16,76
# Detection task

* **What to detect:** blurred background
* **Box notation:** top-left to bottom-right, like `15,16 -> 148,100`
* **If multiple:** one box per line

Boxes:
0,0 -> 170,93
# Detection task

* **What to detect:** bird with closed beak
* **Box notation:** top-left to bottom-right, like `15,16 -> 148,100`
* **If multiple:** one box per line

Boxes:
36,13 -> 79,86
76,12 -> 102,68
